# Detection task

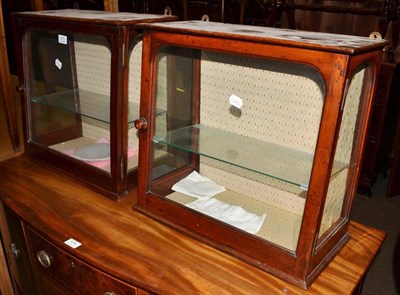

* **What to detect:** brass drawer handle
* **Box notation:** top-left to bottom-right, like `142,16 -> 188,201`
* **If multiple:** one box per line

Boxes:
36,250 -> 52,268
103,292 -> 116,295
10,243 -> 20,259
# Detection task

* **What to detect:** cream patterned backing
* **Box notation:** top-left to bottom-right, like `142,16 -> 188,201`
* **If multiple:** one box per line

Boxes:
200,51 -> 325,154
128,39 -> 143,106
199,159 -> 306,216
74,36 -> 111,95
74,35 -> 111,141
155,54 -> 168,137
74,36 -> 144,118
76,36 -> 143,105
333,68 -> 365,164
198,51 -> 325,211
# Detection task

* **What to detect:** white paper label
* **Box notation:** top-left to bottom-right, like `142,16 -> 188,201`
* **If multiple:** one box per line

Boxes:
55,59 -> 62,70
58,34 -> 68,45
229,94 -> 243,109
64,238 -> 82,249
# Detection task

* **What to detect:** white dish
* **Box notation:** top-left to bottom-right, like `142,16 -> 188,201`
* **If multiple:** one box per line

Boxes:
73,143 -> 110,162
190,181 -> 222,196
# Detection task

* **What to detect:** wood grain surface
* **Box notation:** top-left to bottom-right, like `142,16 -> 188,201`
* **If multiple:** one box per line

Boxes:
0,0 -> 20,152
0,156 -> 385,294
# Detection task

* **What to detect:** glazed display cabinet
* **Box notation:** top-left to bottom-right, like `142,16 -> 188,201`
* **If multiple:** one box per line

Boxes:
12,10 -> 177,200
134,21 -> 388,288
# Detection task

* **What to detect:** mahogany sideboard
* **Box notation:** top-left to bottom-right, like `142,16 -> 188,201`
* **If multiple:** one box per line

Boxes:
0,156 -> 386,294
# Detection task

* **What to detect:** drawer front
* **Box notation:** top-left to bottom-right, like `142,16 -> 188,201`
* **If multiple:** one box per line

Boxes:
25,227 -> 141,295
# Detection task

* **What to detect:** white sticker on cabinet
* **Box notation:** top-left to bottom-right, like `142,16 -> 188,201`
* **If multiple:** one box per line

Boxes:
55,59 -> 62,70
58,34 -> 68,45
64,238 -> 82,249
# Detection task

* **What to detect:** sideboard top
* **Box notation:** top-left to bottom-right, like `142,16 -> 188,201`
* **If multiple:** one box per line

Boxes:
0,156 -> 387,294
139,20 -> 389,54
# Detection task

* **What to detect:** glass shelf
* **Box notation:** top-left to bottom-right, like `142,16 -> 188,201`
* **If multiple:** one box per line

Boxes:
31,89 -> 140,124
154,124 -> 348,188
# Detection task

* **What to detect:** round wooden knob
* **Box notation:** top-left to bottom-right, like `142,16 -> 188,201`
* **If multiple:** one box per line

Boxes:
134,118 -> 148,130
16,84 -> 25,93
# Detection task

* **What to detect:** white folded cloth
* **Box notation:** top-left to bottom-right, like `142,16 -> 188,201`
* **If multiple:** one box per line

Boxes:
172,171 -> 225,199
186,198 -> 266,234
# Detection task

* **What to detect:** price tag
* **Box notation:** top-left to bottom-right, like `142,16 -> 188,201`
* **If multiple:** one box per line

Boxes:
58,34 -> 68,45
64,238 -> 82,249
229,94 -> 243,109
55,59 -> 62,70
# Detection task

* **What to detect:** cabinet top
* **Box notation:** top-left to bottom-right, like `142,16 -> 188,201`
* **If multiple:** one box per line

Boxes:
0,156 -> 386,294
139,20 -> 389,54
13,9 -> 177,25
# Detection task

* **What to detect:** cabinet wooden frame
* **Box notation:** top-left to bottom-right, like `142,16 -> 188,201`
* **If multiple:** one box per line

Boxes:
12,10 -> 177,201
135,21 -> 388,288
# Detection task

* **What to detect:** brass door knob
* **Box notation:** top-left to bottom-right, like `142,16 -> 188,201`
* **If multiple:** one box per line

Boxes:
36,250 -> 52,268
10,243 -> 20,259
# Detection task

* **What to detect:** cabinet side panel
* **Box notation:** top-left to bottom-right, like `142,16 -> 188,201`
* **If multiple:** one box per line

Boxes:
320,67 -> 366,234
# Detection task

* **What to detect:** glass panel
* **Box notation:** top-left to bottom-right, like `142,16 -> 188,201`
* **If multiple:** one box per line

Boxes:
25,29 -> 112,173
151,46 -> 195,180
319,66 -> 367,238
127,37 -> 143,172
149,45 -> 326,251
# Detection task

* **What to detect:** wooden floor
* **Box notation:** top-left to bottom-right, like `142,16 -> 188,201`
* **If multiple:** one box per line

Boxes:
0,75 -> 23,161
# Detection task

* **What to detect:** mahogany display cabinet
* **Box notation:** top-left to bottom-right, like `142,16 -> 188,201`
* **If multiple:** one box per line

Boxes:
12,9 -> 177,200
134,21 -> 388,288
